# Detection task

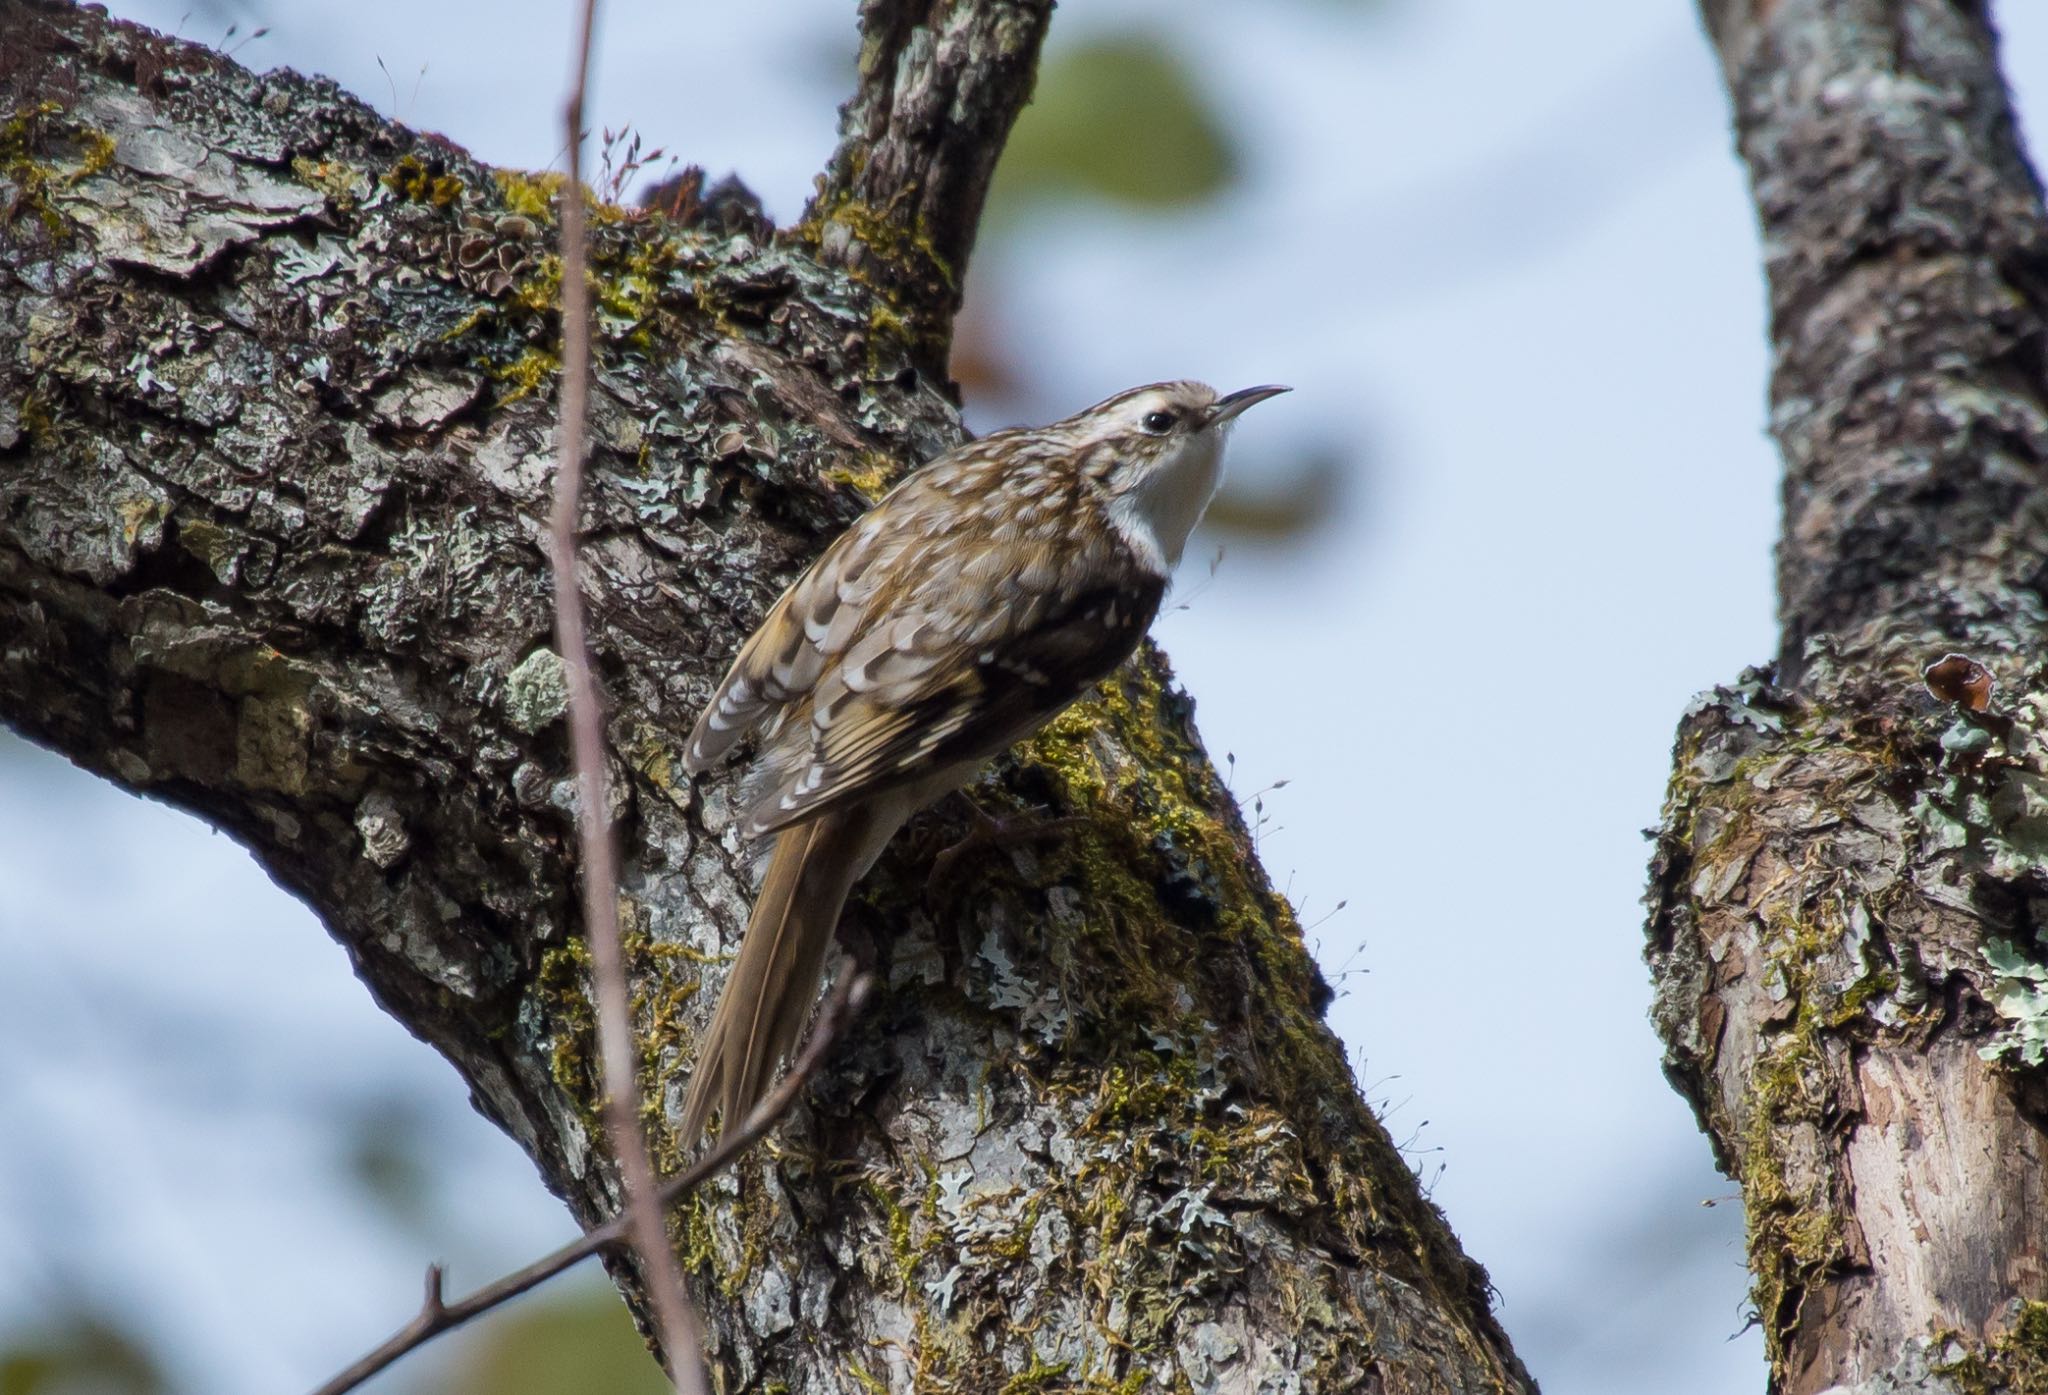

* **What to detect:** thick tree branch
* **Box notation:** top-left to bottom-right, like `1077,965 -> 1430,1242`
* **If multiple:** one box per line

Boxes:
0,4 -> 1530,1391
805,0 -> 1053,383
1649,4 -> 2048,1392
1701,0 -> 2048,682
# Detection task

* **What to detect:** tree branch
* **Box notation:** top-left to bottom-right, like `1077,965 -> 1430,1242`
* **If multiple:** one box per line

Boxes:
805,0 -> 1054,383
309,972 -> 873,1395
1703,0 -> 2048,681
0,4 -> 1530,1390
1649,4 -> 2048,1392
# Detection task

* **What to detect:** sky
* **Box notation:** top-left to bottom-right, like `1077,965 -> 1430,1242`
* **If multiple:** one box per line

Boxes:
8,2 -> 2048,1392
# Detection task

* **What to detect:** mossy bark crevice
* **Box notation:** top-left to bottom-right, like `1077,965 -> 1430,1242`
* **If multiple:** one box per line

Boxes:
804,0 -> 1055,384
0,4 -> 1530,1390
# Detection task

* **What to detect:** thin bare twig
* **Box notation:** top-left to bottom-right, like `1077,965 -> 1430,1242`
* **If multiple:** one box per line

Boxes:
546,0 -> 703,1388
308,971 -> 876,1395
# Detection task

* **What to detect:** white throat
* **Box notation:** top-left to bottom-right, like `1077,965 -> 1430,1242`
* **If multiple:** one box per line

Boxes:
1107,430 -> 1226,578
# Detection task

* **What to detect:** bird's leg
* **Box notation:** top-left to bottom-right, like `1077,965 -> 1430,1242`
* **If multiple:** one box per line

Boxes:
927,790 -> 1088,889
833,916 -> 879,972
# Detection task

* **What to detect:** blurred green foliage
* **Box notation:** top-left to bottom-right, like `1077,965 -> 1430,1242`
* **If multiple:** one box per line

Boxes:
438,1287 -> 667,1395
0,1312 -> 164,1395
341,1097 -> 437,1231
959,28 -> 1343,548
326,1100 -> 664,1393
1202,448 -> 1345,542
989,34 -> 1238,217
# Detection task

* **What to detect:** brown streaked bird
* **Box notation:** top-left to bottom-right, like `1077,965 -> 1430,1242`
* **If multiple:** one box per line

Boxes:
678,380 -> 1289,1144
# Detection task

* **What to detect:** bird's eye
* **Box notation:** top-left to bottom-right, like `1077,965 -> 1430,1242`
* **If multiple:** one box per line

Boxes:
1141,410 -> 1177,434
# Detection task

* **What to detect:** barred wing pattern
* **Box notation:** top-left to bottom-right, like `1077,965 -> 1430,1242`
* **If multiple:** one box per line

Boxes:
683,438 -> 1165,838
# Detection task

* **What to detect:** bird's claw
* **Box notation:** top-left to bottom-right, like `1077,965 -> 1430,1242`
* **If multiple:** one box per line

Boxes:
927,795 -> 1086,890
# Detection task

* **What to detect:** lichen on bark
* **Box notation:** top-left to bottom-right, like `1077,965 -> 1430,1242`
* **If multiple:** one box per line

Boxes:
0,3 -> 1530,1391
1651,4 -> 2048,1392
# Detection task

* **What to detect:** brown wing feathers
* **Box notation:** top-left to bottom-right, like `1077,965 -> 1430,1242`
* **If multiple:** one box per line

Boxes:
678,455 -> 1166,1143
743,577 -> 1164,838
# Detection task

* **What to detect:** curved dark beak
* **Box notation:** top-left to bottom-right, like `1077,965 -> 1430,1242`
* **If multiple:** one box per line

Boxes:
1206,384 -> 1291,426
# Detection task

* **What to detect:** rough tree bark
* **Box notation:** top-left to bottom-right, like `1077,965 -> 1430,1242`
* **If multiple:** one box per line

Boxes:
1647,4 -> 2048,1393
0,3 -> 1532,1391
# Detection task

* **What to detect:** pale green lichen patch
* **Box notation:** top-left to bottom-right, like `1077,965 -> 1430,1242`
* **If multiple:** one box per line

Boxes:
1980,939 -> 2048,1065
1649,649 -> 2048,1376
503,648 -> 569,732
1913,675 -> 2048,1066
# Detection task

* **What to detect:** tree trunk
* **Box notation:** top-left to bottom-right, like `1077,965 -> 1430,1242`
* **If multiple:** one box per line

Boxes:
0,3 -> 1532,1390
1647,3 -> 2048,1392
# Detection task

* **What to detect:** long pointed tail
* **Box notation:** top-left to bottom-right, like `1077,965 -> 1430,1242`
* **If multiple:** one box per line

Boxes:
680,809 -> 867,1146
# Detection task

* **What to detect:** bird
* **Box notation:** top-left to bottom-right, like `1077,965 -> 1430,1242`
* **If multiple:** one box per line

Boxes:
677,379 -> 1290,1144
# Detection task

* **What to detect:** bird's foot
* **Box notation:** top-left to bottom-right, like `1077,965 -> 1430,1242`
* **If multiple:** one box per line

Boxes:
927,793 -> 1086,890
